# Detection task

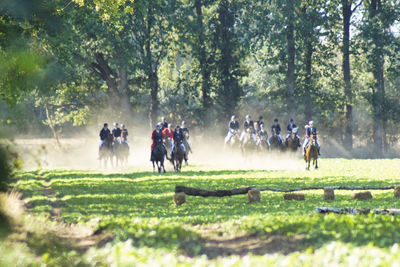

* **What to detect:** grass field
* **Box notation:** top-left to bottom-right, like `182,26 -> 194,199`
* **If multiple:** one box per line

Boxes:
3,158 -> 400,266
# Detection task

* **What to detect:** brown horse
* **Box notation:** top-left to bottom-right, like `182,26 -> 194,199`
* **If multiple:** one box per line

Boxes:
304,133 -> 318,170
171,141 -> 184,172
286,130 -> 300,152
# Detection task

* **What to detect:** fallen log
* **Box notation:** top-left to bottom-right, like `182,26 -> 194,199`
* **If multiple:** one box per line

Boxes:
316,207 -> 400,215
175,185 -> 398,197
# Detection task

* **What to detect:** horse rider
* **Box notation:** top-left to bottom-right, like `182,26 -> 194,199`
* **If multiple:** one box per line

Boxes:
112,122 -> 122,144
257,123 -> 270,147
181,121 -> 192,153
162,123 -> 174,151
121,124 -> 129,145
257,116 -> 264,127
240,114 -> 254,141
251,122 -> 258,142
99,123 -> 110,148
271,118 -> 283,144
171,125 -> 187,161
225,115 -> 240,144
286,118 -> 300,145
161,117 -> 168,131
303,120 -> 321,155
150,123 -> 166,161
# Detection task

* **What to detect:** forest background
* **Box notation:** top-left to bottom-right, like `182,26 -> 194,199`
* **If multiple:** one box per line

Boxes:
1,0 -> 400,157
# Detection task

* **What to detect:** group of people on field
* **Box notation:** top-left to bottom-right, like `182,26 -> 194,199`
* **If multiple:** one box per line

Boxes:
225,115 -> 320,155
99,122 -> 129,148
151,117 -> 191,162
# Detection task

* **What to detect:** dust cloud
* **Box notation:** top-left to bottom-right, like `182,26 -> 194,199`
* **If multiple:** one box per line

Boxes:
14,126 -> 305,172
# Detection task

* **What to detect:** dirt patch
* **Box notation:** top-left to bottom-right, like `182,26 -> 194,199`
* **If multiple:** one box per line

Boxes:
198,226 -> 304,259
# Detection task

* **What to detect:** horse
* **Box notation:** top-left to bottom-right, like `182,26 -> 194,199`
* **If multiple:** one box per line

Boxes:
118,132 -> 129,166
286,128 -> 300,153
240,128 -> 257,157
99,133 -> 114,168
269,129 -> 284,152
304,133 -> 318,170
183,132 -> 191,165
256,136 -> 269,152
224,130 -> 240,150
151,142 -> 167,173
171,141 -> 184,172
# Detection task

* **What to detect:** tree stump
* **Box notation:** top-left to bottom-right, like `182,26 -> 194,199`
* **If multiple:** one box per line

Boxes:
352,191 -> 372,200
283,193 -> 305,201
324,189 -> 335,201
394,186 -> 400,198
174,192 -> 186,206
248,190 -> 260,203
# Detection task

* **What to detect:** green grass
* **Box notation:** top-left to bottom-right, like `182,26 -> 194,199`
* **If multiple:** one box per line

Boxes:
6,158 -> 400,266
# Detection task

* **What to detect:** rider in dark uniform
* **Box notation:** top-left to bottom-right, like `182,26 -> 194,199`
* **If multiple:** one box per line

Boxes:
257,116 -> 264,127
303,120 -> 320,155
112,122 -> 122,144
181,121 -> 192,154
99,123 -> 110,148
161,117 -> 168,131
171,125 -> 187,161
257,124 -> 270,147
151,123 -> 166,161
121,124 -> 129,145
271,118 -> 283,144
285,118 -> 300,146
240,114 -> 254,141
225,115 -> 240,144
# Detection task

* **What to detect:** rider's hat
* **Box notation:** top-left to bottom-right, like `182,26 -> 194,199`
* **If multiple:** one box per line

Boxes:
182,121 -> 186,125
259,115 -> 263,120
274,118 -> 278,122
114,122 -> 118,126
121,124 -> 125,127
309,120 -> 314,125
161,116 -> 166,121
231,115 -> 236,120
289,118 -> 294,122
245,114 -> 251,119
168,123 -> 172,127
104,123 -> 108,127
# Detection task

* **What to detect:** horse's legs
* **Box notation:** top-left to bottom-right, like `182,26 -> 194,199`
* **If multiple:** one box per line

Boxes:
315,158 -> 318,169
152,161 -> 155,172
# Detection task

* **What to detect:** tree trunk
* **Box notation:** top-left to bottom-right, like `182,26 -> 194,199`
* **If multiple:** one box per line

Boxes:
194,0 -> 211,125
145,7 -> 159,128
370,0 -> 385,156
304,39 -> 313,119
285,1 -> 296,118
44,103 -> 61,147
117,68 -> 132,116
342,0 -> 353,149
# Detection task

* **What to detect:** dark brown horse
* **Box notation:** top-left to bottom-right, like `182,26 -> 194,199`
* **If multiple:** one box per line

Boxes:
304,133 -> 318,170
151,142 -> 167,173
286,129 -> 300,152
99,133 -> 114,168
171,141 -> 184,172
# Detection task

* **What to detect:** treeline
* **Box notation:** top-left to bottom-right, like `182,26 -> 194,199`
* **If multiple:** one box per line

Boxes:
0,0 -> 399,155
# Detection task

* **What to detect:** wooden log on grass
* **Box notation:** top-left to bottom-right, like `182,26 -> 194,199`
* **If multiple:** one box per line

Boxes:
324,189 -> 335,201
174,192 -> 186,206
174,185 -> 400,198
316,207 -> 400,215
352,191 -> 373,200
394,186 -> 400,198
283,193 -> 305,201
248,190 -> 260,203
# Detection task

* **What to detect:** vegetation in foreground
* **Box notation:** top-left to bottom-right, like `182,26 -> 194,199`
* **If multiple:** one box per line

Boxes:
3,158 -> 400,266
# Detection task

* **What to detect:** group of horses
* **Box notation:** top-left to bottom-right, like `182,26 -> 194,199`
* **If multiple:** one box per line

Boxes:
151,133 -> 190,173
99,131 -> 129,167
226,128 -> 319,170
99,129 -> 318,171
